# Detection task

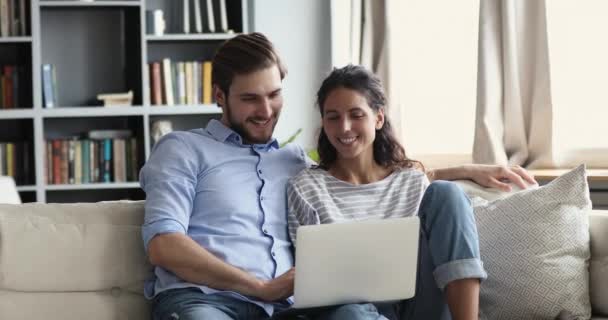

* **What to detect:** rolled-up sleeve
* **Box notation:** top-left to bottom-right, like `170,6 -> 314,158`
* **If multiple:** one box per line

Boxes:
140,133 -> 198,251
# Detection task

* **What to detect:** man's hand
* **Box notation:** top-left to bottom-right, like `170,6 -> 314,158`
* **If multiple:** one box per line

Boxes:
428,164 -> 537,192
463,164 -> 537,192
255,267 -> 295,302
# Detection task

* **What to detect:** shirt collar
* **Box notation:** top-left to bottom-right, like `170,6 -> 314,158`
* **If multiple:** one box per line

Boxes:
206,119 -> 280,150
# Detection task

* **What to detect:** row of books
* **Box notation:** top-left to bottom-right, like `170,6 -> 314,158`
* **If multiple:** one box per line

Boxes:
45,134 -> 139,185
1,65 -> 22,109
149,59 -> 213,106
150,0 -> 230,35
0,0 -> 27,37
0,141 -> 31,185
42,64 -> 58,108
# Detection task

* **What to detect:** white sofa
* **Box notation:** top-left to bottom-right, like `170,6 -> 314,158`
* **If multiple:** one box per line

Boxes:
0,200 -> 606,320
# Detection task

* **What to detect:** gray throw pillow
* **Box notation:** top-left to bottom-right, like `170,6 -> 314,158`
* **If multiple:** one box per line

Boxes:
467,165 -> 592,319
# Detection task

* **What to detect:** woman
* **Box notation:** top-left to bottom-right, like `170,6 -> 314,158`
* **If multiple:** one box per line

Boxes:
287,65 -> 531,320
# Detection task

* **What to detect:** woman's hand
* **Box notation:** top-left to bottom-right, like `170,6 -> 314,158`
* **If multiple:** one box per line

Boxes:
463,164 -> 537,192
428,164 -> 537,192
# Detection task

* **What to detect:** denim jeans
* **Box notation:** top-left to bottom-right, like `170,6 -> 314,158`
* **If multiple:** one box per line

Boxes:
151,287 -> 388,320
380,180 -> 487,320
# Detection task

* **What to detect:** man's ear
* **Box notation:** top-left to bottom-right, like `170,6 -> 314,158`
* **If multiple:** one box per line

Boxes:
376,108 -> 385,130
214,85 -> 226,107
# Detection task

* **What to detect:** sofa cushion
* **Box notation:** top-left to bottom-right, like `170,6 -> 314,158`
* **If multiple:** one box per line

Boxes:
457,165 -> 592,319
0,201 -> 153,293
590,210 -> 608,316
0,290 -> 149,320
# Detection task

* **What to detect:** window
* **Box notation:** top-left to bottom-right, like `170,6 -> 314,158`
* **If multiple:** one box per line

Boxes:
391,0 -> 479,163
546,0 -> 608,160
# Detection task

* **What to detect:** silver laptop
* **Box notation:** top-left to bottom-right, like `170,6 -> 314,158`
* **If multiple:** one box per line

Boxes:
292,217 -> 420,309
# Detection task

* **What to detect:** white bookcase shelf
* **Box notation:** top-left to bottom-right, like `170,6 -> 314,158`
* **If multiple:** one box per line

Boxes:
0,0 -> 247,203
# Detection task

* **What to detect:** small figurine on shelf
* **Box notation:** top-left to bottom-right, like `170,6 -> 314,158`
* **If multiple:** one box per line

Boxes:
97,90 -> 133,107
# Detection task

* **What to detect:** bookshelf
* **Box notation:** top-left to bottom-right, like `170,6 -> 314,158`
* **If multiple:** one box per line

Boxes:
0,0 -> 248,203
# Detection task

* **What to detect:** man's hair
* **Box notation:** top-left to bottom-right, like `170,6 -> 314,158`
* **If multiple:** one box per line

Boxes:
212,32 -> 287,99
316,64 -> 423,171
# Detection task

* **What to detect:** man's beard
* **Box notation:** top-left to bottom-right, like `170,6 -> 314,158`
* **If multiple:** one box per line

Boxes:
224,102 -> 279,144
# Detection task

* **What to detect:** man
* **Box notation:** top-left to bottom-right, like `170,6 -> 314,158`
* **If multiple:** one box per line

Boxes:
140,32 -> 536,320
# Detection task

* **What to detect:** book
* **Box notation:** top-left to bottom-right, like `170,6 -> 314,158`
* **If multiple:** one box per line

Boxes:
129,138 -> 138,182
0,74 -> 4,108
182,0 -> 190,34
12,66 -> 18,108
45,141 -> 52,184
162,58 -> 175,106
6,143 -> 13,179
113,138 -> 126,182
146,9 -> 165,36
0,143 -> 4,176
88,129 -> 132,140
193,62 -> 200,104
74,140 -> 82,184
52,64 -> 59,106
192,0 -> 202,33
20,141 -> 29,184
19,0 -> 26,36
145,10 -> 155,35
218,0 -> 228,32
0,0 -> 9,37
125,137 -> 132,181
3,66 -> 13,109
202,61 -> 212,104
82,139 -> 90,184
185,61 -> 193,105
52,140 -> 61,184
178,62 -> 186,105
9,0 -> 16,36
68,139 -> 75,184
150,62 -> 162,105
61,140 -> 68,184
103,139 -> 112,183
91,140 -> 98,183
42,64 -> 55,108
205,0 -> 215,32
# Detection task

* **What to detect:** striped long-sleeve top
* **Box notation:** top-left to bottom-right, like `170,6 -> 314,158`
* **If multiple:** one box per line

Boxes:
287,167 -> 429,245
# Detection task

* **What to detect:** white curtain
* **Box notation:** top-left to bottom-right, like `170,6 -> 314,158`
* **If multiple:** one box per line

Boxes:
473,0 -> 555,168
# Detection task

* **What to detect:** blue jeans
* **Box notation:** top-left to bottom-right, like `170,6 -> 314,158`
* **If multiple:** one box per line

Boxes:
380,180 -> 487,320
151,287 -> 388,320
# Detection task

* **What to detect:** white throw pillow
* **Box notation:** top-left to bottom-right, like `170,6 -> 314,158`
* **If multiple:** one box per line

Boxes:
462,165 -> 592,319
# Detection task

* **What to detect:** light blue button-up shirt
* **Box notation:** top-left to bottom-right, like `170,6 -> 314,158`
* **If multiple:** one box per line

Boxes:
140,119 -> 309,315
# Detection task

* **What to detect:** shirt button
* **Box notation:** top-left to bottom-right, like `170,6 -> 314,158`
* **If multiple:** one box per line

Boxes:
271,252 -> 276,257
258,169 -> 262,174
263,229 -> 268,234
260,196 -> 264,201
